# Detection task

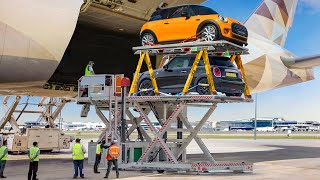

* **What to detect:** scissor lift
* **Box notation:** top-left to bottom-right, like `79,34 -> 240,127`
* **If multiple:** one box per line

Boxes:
78,40 -> 254,174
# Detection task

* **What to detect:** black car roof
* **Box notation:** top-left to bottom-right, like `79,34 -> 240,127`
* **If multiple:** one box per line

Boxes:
159,4 -> 205,10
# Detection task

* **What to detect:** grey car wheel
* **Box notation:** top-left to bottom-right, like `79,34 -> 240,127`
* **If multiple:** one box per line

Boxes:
141,33 -> 156,46
139,79 -> 154,96
196,78 -> 210,95
200,24 -> 218,42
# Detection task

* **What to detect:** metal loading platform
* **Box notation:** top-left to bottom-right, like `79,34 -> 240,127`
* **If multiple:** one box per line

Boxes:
78,40 -> 254,174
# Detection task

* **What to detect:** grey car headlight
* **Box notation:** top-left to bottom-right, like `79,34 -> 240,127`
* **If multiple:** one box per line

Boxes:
218,15 -> 228,23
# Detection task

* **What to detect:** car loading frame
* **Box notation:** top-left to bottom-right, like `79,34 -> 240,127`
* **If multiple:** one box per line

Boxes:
78,40 -> 254,174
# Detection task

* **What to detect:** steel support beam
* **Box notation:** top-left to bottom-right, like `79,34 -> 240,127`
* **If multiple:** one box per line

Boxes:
175,104 -> 216,163
126,108 -> 152,141
0,96 -> 21,130
135,102 -> 184,164
96,106 -> 110,142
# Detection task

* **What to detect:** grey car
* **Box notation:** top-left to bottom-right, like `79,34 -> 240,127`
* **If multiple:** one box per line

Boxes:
137,55 -> 245,96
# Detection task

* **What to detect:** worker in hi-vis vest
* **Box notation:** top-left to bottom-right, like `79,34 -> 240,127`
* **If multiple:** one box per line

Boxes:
94,139 -> 109,173
104,141 -> 120,179
85,61 -> 95,76
28,142 -> 40,180
72,138 -> 86,179
0,140 -> 8,179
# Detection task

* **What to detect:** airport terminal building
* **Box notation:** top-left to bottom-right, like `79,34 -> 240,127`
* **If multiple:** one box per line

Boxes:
215,118 -> 320,132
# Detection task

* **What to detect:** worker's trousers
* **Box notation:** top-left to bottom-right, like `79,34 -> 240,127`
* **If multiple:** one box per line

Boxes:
73,160 -> 84,178
93,155 -> 101,173
0,160 -> 6,177
105,159 -> 119,178
28,161 -> 38,180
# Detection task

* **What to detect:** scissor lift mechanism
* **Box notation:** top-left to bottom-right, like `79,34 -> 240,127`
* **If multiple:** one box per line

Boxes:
117,95 -> 253,173
78,41 -> 253,174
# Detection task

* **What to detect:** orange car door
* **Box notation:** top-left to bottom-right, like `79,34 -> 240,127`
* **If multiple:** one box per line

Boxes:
150,19 -> 168,42
165,6 -> 199,41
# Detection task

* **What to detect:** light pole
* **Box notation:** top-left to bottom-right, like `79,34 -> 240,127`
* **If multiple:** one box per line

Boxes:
120,77 -> 130,163
254,93 -> 258,140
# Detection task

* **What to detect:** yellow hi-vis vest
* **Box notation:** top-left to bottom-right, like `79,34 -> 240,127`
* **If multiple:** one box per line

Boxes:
72,143 -> 84,160
85,65 -> 93,76
96,144 -> 103,154
29,146 -> 40,162
0,146 -> 7,161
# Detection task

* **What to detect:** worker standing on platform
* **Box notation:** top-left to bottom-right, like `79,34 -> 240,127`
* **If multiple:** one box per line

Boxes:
28,142 -> 40,180
104,141 -> 120,179
94,139 -> 109,173
85,61 -> 95,76
0,140 -> 8,179
72,138 -> 86,179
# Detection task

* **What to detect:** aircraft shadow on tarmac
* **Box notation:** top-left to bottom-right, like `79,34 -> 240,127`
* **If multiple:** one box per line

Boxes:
187,145 -> 320,163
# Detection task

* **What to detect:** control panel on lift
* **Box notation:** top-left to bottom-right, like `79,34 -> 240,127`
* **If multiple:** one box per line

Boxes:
77,74 -> 124,104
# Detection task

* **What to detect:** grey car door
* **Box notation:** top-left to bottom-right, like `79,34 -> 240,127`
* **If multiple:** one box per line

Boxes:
157,56 -> 191,93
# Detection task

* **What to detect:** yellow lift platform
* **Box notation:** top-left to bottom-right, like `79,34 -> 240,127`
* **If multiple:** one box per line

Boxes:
129,40 -> 251,98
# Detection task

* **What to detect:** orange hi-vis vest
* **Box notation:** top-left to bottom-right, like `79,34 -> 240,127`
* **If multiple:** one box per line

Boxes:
106,144 -> 120,160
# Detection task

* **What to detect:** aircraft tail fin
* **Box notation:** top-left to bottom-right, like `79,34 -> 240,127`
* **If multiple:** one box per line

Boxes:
245,0 -> 298,47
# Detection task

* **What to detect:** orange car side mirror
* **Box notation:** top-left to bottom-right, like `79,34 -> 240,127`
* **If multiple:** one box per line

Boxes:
181,12 -> 191,20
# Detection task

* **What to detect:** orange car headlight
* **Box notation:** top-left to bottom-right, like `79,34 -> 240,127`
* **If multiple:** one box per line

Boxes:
218,15 -> 228,23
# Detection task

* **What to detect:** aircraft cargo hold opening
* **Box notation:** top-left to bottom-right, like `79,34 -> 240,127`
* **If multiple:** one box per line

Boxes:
48,23 -> 156,86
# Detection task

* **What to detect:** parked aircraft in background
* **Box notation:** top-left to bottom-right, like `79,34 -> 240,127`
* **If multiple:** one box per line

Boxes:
0,0 -> 319,97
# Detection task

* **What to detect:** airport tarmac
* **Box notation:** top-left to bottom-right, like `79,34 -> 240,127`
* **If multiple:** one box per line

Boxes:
4,139 -> 320,179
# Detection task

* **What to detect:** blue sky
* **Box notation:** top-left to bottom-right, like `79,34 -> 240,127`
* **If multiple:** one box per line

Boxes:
1,0 -> 320,123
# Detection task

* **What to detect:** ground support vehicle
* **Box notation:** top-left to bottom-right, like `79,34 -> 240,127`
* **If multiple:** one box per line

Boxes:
0,96 -> 72,153
78,40 -> 253,174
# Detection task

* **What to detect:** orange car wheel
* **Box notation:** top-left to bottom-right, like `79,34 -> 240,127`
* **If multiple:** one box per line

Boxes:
199,24 -> 219,42
141,31 -> 158,46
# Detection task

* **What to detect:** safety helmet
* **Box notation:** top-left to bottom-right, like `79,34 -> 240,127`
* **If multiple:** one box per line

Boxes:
88,61 -> 94,65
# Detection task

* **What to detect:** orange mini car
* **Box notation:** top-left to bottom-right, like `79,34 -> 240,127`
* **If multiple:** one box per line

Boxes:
140,5 -> 248,46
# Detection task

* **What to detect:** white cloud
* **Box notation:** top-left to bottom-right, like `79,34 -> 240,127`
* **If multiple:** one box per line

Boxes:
301,0 -> 320,13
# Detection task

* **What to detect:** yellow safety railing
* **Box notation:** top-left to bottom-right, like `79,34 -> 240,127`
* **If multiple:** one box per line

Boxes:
182,49 -> 216,95
231,55 -> 251,98
129,52 -> 159,96
129,50 -> 251,98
